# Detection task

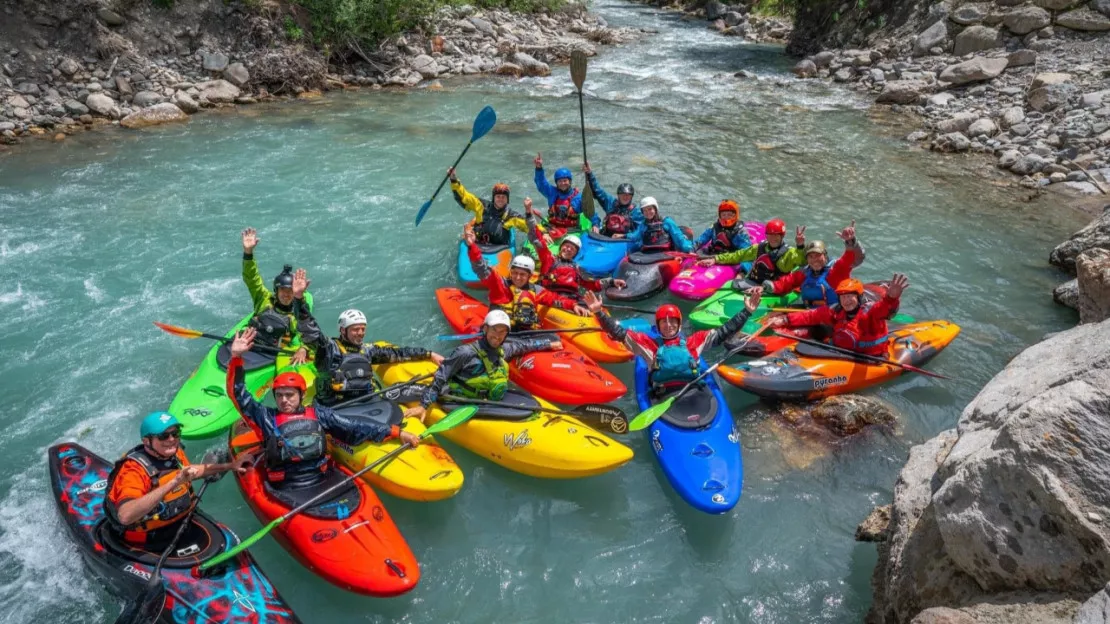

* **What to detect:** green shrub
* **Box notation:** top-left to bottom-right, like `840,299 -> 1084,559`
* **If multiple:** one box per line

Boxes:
284,15 -> 305,41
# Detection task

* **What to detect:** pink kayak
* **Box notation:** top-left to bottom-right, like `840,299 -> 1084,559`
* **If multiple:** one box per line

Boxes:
670,222 -> 767,301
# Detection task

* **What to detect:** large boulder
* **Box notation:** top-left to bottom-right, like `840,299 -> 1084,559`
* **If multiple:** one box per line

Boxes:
793,59 -> 818,78
119,103 -> 188,129
938,57 -> 1008,86
131,90 -> 165,107
705,0 -> 726,20
932,132 -> 971,152
195,79 -> 240,104
410,54 -> 439,79
223,62 -> 250,87
1050,205 -> 1110,274
936,111 -> 978,134
1055,7 -> 1110,30
952,26 -> 1002,56
1077,248 -> 1110,323
877,80 -> 929,104
1034,0 -> 1083,9
914,20 -> 949,56
1029,84 -> 1076,112
1054,278 -> 1079,310
84,93 -> 118,118
1004,6 -> 1052,34
512,52 -> 551,77
202,51 -> 230,72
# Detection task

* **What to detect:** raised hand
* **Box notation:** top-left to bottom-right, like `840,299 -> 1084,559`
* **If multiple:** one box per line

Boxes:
583,161 -> 591,175
241,227 -> 259,254
744,288 -> 763,313
523,197 -> 534,214
583,290 -> 605,314
230,328 -> 256,358
837,219 -> 857,243
534,153 -> 543,169
448,167 -> 457,182
795,225 -> 806,247
463,226 -> 477,246
292,268 -> 309,299
887,272 -> 910,299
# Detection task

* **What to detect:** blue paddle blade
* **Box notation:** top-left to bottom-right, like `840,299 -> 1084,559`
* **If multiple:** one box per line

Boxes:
471,106 -> 497,142
415,199 -> 433,227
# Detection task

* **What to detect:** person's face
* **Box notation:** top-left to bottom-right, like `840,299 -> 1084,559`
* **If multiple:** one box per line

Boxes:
274,387 -> 302,413
806,251 -> 827,271
509,268 -> 531,288
658,317 -> 681,339
556,178 -> 571,192
343,324 -> 366,344
718,210 -> 737,225
559,242 -> 579,260
767,233 -> 784,248
618,192 -> 633,205
493,193 -> 509,209
839,292 -> 860,312
643,205 -> 658,220
484,324 -> 510,347
275,287 -> 294,306
144,427 -> 182,459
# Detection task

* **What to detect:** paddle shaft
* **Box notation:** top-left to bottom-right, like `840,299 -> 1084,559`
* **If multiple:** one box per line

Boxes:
437,327 -> 602,341
772,330 -> 950,379
672,322 -> 769,402
427,142 -> 474,206
440,394 -> 620,420
603,304 -> 655,314
329,373 -> 434,410
159,324 -> 298,356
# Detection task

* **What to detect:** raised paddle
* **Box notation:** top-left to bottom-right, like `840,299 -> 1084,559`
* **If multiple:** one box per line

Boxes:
115,450 -> 229,624
415,106 -> 498,226
153,321 -> 295,356
436,327 -> 602,341
439,394 -> 631,435
198,406 -> 478,571
771,330 -> 951,379
570,50 -> 595,219
628,320 -> 773,432
328,373 -> 435,410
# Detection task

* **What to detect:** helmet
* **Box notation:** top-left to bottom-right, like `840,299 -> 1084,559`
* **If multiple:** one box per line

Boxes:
765,218 -> 787,236
491,183 -> 510,198
655,304 -> 682,325
338,309 -> 367,330
640,196 -> 659,210
718,200 -> 740,227
616,183 -> 635,196
804,240 -> 828,257
835,278 -> 865,295
484,309 -> 512,329
554,168 -> 573,182
510,255 -> 536,273
273,371 -> 307,394
273,264 -> 294,290
562,234 -> 582,251
140,411 -> 180,438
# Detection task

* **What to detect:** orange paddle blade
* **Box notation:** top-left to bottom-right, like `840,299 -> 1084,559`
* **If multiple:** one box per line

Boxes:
153,321 -> 205,339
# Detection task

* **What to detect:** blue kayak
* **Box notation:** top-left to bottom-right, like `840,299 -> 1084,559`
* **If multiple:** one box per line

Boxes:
577,231 -> 633,278
634,345 -> 743,514
457,230 -> 516,289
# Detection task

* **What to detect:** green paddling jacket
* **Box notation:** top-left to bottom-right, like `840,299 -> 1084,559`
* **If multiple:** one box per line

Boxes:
242,255 -> 312,351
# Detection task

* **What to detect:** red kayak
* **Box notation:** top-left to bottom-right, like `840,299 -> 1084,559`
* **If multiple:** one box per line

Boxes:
434,287 -> 626,405
228,422 -> 419,597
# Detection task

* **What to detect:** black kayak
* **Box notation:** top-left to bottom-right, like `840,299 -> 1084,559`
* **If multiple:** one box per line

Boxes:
48,443 -> 301,623
605,251 -> 688,302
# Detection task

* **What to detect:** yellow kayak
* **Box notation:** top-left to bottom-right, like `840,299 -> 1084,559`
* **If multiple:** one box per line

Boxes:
375,360 -> 633,479
539,305 -> 632,363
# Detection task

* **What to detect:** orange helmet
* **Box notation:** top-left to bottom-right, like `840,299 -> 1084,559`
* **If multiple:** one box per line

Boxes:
273,371 -> 307,394
717,200 -> 740,227
835,278 -> 864,295
491,183 -> 510,198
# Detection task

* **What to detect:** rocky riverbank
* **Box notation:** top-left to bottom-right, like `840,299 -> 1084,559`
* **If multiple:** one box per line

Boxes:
629,0 -> 795,43
0,0 -> 640,148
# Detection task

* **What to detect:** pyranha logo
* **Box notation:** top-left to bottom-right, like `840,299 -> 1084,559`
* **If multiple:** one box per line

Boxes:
503,429 -> 532,451
813,375 -> 848,389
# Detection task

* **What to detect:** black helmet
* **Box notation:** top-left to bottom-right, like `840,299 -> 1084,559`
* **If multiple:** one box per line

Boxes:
273,264 -> 294,290
617,183 -> 634,196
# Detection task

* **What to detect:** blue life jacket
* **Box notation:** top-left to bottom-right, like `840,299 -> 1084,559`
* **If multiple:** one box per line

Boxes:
649,329 -> 700,384
800,265 -> 836,307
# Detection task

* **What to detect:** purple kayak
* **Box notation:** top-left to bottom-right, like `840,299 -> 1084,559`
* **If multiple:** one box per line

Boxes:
670,222 -> 767,301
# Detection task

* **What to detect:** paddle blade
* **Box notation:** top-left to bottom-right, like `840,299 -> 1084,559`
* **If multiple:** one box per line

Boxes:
570,50 -> 587,90
470,106 -> 497,142
628,396 -> 675,431
415,199 -> 433,227
425,405 -> 479,437
200,518 -> 281,570
153,321 -> 203,339
114,582 -> 165,624
582,183 -> 595,219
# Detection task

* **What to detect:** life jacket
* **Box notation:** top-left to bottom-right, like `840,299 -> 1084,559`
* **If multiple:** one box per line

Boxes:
650,333 -> 700,385
449,345 -> 510,401
828,302 -> 890,355
548,189 -> 581,228
105,445 -> 195,542
541,257 -> 581,298
249,304 -> 294,349
603,204 -> 635,235
495,284 -> 540,330
703,223 -> 743,255
474,204 -> 514,246
640,218 -> 673,253
799,265 -> 836,307
264,407 -> 328,483
747,242 -> 791,282
326,340 -> 381,398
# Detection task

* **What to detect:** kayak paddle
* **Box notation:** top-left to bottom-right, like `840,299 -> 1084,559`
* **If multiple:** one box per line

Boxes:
771,331 -> 951,379
570,50 -> 595,220
628,319 -> 773,432
329,373 -> 434,409
440,394 -> 630,435
602,304 -> 656,315
415,105 -> 498,226
198,406 -> 478,571
115,450 -> 229,624
153,321 -> 295,355
436,327 -> 602,341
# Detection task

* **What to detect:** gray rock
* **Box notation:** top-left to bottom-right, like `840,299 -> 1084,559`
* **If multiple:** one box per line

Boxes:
793,59 -> 817,78
1007,49 -> 1037,67
410,54 -> 439,79
833,67 -> 854,82
58,58 -> 80,76
1055,7 -> 1110,30
914,20 -> 949,57
120,102 -> 188,129
1052,206 -> 1110,274
1010,122 -> 1033,136
512,52 -> 550,77
869,68 -> 886,82
196,79 -> 239,104
96,8 -> 125,26
950,3 -> 989,24
907,129 -> 930,141
0,122 -> 13,132
63,99 -> 88,115
6,94 -> 29,109
1076,582 -> 1110,624
201,51 -> 229,72
936,111 -> 979,133
1054,278 -> 1079,309
1034,0 -> 1083,8
857,505 -> 893,542
1094,0 -> 1110,18
953,25 -> 1002,55
1082,90 -> 1110,109
909,607 -> 979,624
998,149 -> 1022,167
705,0 -> 726,20
115,76 -> 133,97
1010,153 -> 1050,174
131,90 -> 165,107
1032,72 -> 1073,89
938,56 -> 1008,85
1001,106 -> 1025,128
468,16 -> 495,37
172,91 -> 198,114
16,82 -> 40,95
1029,84 -> 1076,112
1004,6 -> 1052,34
928,92 -> 957,107
1049,171 -> 1068,183
84,92 -> 115,116
933,132 -> 971,152
1077,247 -> 1110,322
967,118 -> 997,137
223,62 -> 249,87
877,80 -> 928,104
723,11 -> 744,26
814,50 -> 836,67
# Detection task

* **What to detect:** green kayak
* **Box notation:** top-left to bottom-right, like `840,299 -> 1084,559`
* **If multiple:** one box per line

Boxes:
690,282 -> 914,330
168,293 -> 317,439
522,213 -> 593,259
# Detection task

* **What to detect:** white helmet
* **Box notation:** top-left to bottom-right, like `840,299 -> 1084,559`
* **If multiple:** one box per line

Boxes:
562,234 -> 582,250
338,309 -> 367,330
640,196 -> 659,210
510,255 -> 535,273
484,310 -> 512,329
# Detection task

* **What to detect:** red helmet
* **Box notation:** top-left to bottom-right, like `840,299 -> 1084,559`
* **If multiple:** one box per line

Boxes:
655,303 -> 682,325
272,371 -> 307,393
765,218 -> 787,236
835,278 -> 865,295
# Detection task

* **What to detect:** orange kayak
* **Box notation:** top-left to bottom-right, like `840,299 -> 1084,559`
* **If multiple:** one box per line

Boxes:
718,320 -> 959,401
228,422 -> 419,596
537,304 -> 632,363
434,288 -> 626,404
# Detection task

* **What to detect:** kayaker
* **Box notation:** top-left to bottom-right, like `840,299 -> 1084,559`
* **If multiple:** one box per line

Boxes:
583,161 -> 641,238
765,274 -> 908,356
583,289 -> 761,391
307,309 -> 445,406
525,198 -> 626,300
241,227 -> 312,366
627,197 -> 694,254
464,226 -> 590,325
750,220 -> 865,308
448,167 -> 531,246
226,327 -> 421,489
403,310 -> 563,422
696,219 -> 807,287
533,153 -> 597,235
104,411 -> 255,549
692,200 -> 752,255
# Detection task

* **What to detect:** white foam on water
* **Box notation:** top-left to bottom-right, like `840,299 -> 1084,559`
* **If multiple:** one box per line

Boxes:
182,277 -> 239,311
83,278 -> 106,303
0,240 -> 40,259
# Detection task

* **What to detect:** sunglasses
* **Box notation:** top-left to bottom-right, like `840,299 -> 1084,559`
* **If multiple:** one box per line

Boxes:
155,429 -> 182,441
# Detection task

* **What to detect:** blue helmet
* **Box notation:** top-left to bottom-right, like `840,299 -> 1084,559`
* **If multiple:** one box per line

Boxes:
554,168 -> 572,182
140,411 -> 180,437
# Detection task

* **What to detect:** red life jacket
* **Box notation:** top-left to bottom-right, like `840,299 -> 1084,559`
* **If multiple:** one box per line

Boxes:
828,302 -> 890,356
603,205 -> 635,235
747,241 -> 791,282
548,189 -> 581,228
264,407 -> 328,483
541,258 -> 581,298
640,218 -> 673,253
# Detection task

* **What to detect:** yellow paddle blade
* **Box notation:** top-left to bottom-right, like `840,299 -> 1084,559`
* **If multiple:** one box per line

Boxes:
628,396 -> 676,431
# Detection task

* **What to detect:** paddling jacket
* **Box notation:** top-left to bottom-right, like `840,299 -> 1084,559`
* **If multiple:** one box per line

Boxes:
420,338 -> 551,408
467,240 -> 578,328
694,222 -> 752,255
105,445 -> 194,543
311,336 -> 433,406
784,295 -> 900,356
451,179 -> 529,246
226,355 -> 399,485
242,255 -> 311,351
629,216 -> 694,254
527,218 -> 612,299
769,240 -> 865,306
715,241 -> 805,282
534,167 -> 599,228
586,171 -> 643,235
